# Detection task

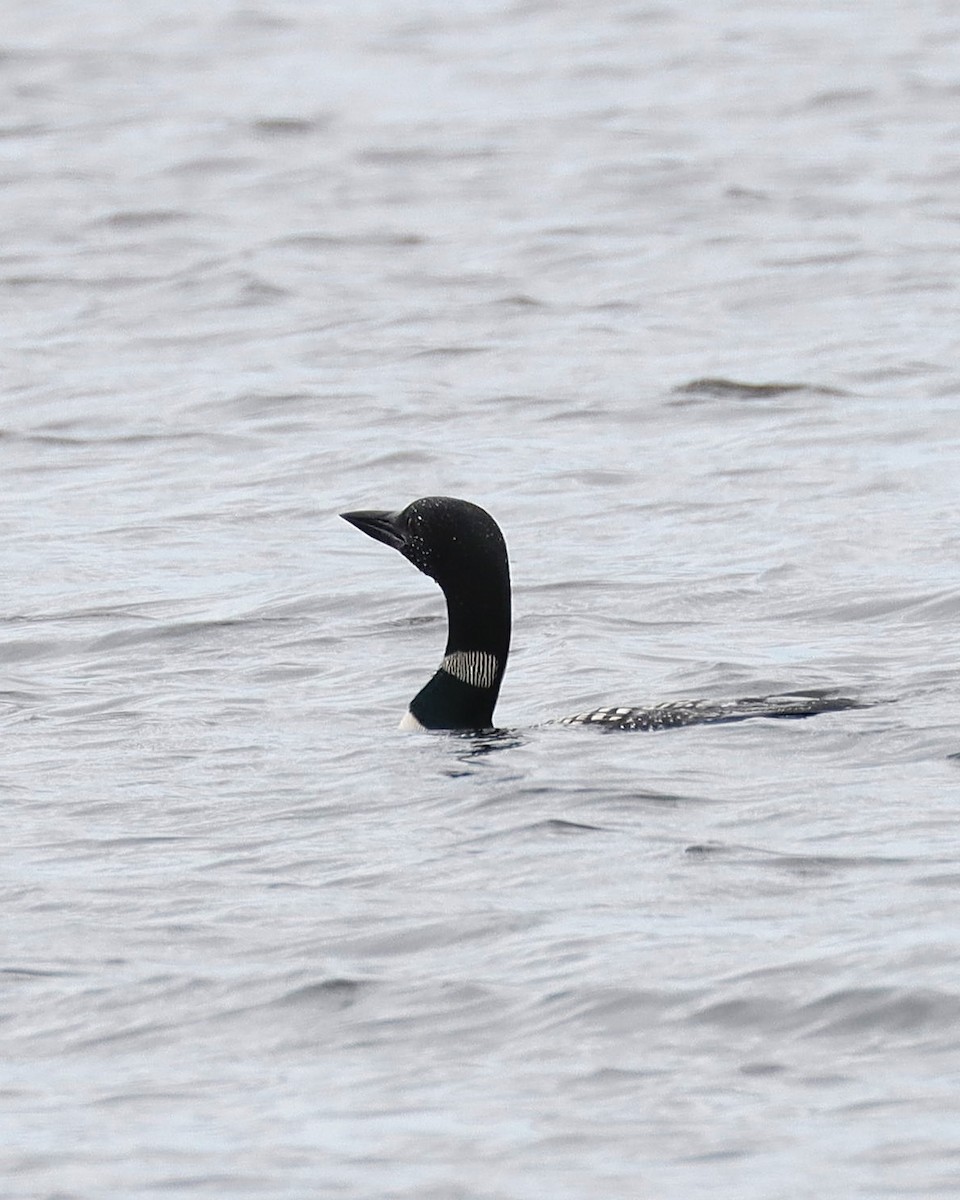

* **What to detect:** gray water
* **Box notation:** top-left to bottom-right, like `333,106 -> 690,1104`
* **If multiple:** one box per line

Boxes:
4,1 -> 960,1196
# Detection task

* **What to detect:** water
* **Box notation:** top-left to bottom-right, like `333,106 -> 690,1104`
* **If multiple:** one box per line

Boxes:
3,1 -> 960,1196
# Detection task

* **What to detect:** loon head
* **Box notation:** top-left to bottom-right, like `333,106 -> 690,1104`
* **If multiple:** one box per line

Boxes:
341,496 -> 503,587
341,497 -> 511,731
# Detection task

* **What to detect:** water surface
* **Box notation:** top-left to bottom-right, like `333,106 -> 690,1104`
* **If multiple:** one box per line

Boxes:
3,2 -> 960,1196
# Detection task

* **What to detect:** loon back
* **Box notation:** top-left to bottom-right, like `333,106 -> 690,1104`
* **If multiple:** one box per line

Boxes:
341,496 -> 865,732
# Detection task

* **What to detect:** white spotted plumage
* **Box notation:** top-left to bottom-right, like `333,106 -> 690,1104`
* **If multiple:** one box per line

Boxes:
558,694 -> 861,731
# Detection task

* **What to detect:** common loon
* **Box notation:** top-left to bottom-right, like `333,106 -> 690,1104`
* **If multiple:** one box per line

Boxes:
341,496 -> 864,732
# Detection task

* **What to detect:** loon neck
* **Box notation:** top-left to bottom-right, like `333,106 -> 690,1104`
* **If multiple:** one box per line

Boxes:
408,574 -> 510,731
340,496 -> 512,732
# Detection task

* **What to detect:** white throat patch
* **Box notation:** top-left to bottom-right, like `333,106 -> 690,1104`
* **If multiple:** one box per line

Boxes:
440,650 -> 499,689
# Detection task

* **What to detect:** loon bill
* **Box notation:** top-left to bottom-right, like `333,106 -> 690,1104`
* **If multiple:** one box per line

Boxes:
340,496 -> 866,733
